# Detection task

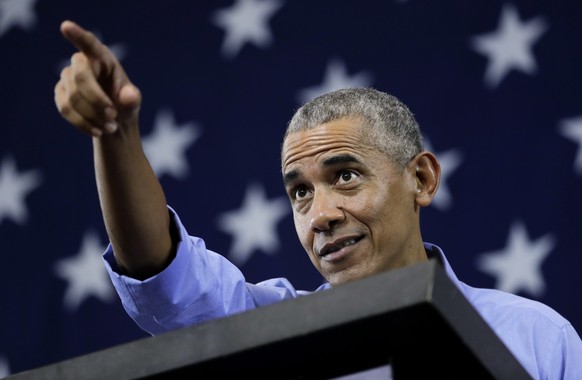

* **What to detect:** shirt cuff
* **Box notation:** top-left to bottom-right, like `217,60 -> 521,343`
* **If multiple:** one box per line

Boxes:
102,206 -> 201,319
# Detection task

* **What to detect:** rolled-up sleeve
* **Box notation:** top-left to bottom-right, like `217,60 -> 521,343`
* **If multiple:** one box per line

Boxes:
103,206 -> 311,335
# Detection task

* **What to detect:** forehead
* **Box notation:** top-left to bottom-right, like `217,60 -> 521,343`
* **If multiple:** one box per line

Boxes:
282,118 -> 378,173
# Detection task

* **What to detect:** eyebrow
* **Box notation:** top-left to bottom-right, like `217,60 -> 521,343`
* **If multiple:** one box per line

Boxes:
283,154 -> 361,186
322,154 -> 361,167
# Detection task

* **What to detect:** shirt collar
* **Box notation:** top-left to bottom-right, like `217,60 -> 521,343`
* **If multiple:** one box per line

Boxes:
423,242 -> 465,294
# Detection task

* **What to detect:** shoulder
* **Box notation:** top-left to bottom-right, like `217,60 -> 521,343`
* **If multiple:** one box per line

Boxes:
461,283 -> 571,333
461,283 -> 582,378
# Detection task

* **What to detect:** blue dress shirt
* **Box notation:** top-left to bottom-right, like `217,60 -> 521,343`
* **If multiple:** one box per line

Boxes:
104,208 -> 582,379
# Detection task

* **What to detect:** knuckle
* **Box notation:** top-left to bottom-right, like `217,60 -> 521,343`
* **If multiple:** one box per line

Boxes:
68,90 -> 82,107
70,52 -> 85,64
59,65 -> 70,78
73,70 -> 89,85
58,102 -> 72,116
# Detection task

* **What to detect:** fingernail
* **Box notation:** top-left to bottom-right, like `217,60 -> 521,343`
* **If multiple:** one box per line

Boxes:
91,127 -> 102,137
104,122 -> 118,134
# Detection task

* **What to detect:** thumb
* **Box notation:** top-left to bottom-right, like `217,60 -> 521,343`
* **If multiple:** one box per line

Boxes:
116,84 -> 142,123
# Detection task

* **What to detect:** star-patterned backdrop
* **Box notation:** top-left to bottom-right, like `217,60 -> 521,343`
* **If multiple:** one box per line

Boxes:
1,0 -> 582,376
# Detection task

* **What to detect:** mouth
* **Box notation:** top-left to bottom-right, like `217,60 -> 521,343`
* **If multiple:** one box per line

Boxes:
318,236 -> 363,258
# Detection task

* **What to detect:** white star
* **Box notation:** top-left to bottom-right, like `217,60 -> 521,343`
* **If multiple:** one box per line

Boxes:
558,116 -> 582,175
108,43 -> 127,62
90,31 -> 128,62
0,356 -> 9,378
0,156 -> 41,226
297,59 -> 373,104
54,230 -> 115,312
476,221 -> 555,297
142,108 -> 201,180
433,148 -> 462,211
216,183 -> 290,265
424,139 -> 462,212
0,0 -> 37,37
212,0 -> 283,59
470,4 -> 548,88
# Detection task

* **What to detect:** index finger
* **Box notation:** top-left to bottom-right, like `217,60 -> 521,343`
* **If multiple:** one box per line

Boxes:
60,20 -> 110,59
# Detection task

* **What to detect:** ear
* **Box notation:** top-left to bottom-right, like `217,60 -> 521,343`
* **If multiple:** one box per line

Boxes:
411,151 -> 440,207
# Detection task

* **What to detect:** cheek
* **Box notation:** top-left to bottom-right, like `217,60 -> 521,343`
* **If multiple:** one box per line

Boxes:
369,187 -> 416,246
351,186 -> 409,235
294,214 -> 321,271
350,187 -> 390,222
293,213 -> 312,249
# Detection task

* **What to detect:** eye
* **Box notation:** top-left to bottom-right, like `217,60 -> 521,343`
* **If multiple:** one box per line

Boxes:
337,170 -> 358,184
293,185 -> 311,200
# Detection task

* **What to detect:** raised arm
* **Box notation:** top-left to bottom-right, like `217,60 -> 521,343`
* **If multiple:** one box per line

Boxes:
54,20 -> 173,279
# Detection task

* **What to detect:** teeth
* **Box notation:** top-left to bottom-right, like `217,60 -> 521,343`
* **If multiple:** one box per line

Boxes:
324,239 -> 357,255
342,239 -> 356,247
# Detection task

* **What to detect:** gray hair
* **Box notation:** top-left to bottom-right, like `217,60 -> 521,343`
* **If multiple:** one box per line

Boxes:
284,87 -> 424,168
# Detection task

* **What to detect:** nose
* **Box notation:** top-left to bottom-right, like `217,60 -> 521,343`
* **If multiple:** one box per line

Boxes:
309,192 -> 345,232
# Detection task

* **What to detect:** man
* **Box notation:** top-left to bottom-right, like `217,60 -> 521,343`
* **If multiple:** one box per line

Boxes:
54,20 -> 582,379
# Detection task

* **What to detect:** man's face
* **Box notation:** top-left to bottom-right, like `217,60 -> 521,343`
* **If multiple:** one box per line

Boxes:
281,117 -> 427,286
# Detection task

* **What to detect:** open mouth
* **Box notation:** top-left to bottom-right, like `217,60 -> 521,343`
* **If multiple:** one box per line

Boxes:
319,236 -> 363,257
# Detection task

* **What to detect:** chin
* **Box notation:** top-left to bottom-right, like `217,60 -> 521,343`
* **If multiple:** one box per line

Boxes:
326,267 -> 369,287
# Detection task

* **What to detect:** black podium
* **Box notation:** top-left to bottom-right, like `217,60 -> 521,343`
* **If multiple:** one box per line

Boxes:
7,259 -> 532,379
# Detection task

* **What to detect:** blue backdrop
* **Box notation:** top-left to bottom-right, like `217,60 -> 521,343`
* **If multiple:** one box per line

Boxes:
1,0 -> 581,375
